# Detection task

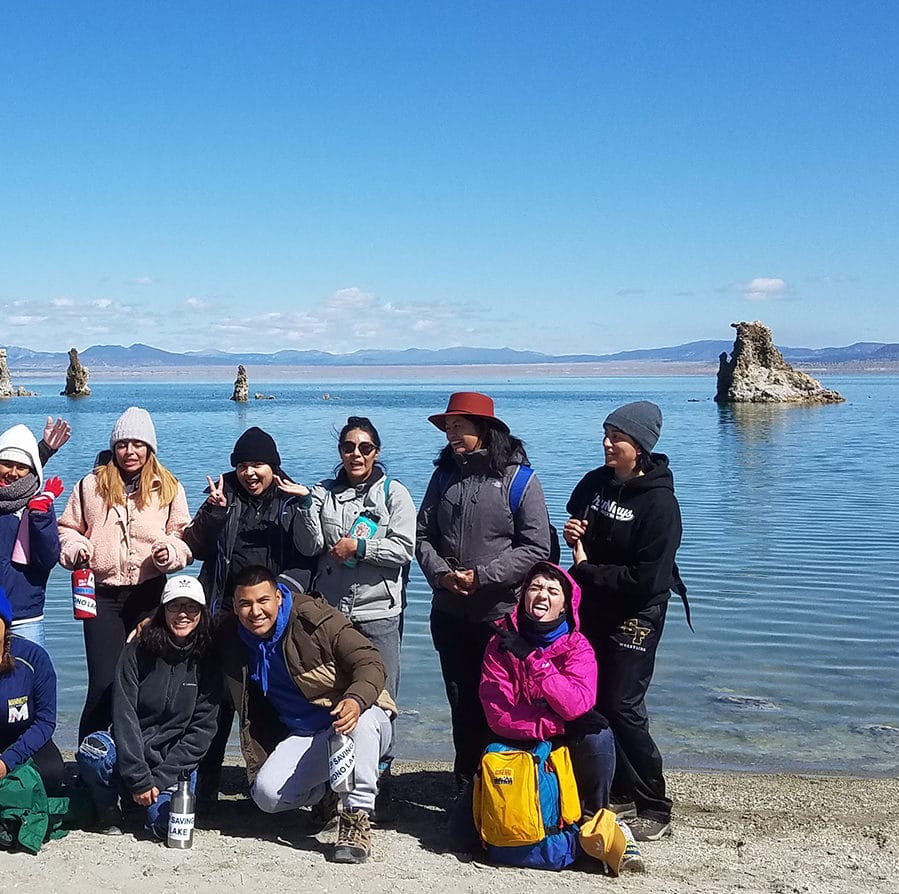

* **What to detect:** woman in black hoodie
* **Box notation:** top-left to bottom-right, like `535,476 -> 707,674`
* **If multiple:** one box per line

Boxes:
564,401 -> 686,843
181,426 -> 316,803
77,575 -> 221,836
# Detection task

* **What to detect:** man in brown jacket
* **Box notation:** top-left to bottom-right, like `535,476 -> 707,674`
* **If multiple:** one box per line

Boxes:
222,565 -> 396,864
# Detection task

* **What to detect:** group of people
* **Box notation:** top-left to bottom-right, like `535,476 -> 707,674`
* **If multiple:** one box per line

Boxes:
0,390 -> 687,869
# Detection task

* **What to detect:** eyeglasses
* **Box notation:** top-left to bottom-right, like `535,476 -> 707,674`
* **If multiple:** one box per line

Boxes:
164,602 -> 202,615
339,441 -> 377,456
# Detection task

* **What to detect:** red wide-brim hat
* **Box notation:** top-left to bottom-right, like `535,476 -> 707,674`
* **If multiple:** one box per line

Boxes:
428,391 -> 510,433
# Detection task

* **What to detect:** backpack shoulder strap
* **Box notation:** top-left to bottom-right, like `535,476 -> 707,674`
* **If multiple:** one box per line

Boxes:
508,465 -> 534,515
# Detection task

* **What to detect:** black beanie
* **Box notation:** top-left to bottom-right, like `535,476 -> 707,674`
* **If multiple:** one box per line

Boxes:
230,427 -> 281,468
603,401 -> 662,454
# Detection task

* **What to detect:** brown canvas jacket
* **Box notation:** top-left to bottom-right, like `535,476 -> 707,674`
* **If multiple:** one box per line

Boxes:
220,590 -> 397,781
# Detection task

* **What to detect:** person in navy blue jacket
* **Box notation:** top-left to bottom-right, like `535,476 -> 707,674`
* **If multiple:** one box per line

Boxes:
0,586 -> 64,793
0,424 -> 65,647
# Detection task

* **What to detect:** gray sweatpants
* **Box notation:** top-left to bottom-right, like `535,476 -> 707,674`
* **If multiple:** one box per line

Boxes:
250,706 -> 392,814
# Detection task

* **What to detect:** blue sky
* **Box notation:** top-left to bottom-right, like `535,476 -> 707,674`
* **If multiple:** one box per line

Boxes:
2,2 -> 896,355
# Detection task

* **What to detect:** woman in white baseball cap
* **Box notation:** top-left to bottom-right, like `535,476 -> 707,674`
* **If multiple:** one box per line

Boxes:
76,575 -> 221,837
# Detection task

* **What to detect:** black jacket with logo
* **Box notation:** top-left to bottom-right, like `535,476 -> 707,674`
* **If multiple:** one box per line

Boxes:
566,454 -> 685,634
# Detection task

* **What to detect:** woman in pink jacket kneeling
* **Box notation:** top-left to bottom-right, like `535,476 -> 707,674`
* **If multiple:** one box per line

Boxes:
58,408 -> 192,742
479,561 -> 615,816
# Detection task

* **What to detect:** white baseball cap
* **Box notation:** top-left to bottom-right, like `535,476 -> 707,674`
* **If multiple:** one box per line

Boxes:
161,575 -> 206,607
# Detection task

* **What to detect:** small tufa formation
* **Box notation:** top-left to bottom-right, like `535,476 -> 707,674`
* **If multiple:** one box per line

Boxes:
61,348 -> 91,397
0,349 -> 12,398
230,365 -> 249,402
254,392 -> 275,400
715,321 -> 845,404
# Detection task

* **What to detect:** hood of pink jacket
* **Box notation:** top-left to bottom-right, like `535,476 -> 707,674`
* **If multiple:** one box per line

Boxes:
513,562 -> 582,633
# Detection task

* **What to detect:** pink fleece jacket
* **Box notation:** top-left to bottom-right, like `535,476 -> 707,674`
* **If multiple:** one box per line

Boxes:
479,565 -> 598,741
58,473 -> 192,586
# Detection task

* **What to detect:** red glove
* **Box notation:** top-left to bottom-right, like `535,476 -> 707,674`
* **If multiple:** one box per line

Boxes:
27,476 -> 65,513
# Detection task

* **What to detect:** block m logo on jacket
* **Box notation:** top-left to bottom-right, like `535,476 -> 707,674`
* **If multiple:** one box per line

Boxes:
7,696 -> 29,723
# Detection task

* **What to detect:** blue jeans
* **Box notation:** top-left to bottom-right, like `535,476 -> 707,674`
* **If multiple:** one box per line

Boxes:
353,614 -> 402,767
11,618 -> 45,648
77,731 -> 197,837
569,727 -> 617,816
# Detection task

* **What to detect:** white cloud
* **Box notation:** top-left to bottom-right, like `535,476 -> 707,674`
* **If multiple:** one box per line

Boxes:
212,287 -> 487,352
185,297 -> 210,310
806,273 -> 859,285
616,288 -> 646,297
8,315 -> 46,325
129,276 -> 157,286
739,277 -> 790,301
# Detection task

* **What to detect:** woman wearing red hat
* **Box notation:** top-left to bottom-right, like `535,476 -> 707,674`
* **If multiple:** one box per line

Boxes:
417,391 -> 552,788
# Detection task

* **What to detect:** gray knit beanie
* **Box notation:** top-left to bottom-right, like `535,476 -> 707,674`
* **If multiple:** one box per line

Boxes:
603,401 -> 663,454
109,407 -> 158,453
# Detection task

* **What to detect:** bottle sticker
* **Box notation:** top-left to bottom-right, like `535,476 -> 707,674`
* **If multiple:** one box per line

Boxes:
168,812 -> 195,840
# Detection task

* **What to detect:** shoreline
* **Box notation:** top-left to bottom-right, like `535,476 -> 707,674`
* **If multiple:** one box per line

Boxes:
6,359 -> 899,385
14,760 -> 898,893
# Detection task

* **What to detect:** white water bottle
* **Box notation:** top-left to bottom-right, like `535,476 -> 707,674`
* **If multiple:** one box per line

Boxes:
328,732 -> 356,793
167,771 -> 196,849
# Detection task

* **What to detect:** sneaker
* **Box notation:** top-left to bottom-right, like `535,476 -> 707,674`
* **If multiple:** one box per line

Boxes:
616,818 -> 646,872
627,815 -> 672,842
309,788 -> 340,831
371,766 -> 395,824
609,800 -> 638,822
333,808 -> 371,864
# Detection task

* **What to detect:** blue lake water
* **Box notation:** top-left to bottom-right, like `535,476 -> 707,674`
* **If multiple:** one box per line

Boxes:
2,374 -> 898,775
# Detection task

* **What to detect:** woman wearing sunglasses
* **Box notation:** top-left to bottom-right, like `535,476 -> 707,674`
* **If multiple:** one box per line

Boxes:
286,416 -> 415,818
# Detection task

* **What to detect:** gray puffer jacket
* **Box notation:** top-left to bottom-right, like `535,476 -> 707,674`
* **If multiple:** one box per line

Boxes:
416,449 -> 552,622
295,468 -> 415,622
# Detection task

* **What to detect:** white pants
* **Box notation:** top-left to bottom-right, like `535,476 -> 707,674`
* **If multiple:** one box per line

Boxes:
251,706 -> 392,814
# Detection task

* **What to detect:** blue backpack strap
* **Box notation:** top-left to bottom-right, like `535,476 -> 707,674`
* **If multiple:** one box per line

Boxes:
508,465 -> 534,515
435,467 -> 453,497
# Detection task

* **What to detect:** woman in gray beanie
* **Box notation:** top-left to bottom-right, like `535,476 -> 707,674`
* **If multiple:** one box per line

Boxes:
563,401 -> 687,843
58,407 -> 192,741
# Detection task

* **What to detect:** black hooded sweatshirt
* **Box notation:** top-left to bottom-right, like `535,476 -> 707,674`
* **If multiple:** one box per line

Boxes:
566,453 -> 685,635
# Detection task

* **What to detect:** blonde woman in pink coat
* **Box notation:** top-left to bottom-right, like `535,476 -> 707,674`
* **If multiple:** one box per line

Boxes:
58,408 -> 192,741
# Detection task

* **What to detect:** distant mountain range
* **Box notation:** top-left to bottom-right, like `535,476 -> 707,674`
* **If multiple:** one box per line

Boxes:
3,339 -> 899,370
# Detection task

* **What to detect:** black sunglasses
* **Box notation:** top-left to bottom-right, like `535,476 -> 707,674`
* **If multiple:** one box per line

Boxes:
339,440 -> 378,456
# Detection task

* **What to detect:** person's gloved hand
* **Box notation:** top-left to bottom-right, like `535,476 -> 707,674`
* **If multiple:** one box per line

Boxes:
492,623 -> 536,661
27,476 -> 64,512
566,709 -> 610,737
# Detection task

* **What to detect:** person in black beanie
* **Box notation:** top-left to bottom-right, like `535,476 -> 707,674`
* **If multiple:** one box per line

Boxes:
181,426 -> 316,805
563,401 -> 688,843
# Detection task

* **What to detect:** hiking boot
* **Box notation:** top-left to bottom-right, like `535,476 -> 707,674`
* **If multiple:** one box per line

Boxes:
371,766 -> 395,824
627,815 -> 672,841
309,788 -> 340,831
333,808 -> 371,863
609,800 -> 638,822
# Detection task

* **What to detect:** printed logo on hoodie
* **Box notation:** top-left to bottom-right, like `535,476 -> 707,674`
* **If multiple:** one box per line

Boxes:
591,496 -> 634,523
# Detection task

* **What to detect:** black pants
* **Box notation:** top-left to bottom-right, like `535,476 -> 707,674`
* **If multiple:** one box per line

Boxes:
589,601 -> 672,823
430,609 -> 495,783
198,698 -> 235,801
1,740 -> 65,795
79,577 -> 166,743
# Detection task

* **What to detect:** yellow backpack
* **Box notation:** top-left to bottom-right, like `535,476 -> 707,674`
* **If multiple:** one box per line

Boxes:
472,741 -> 581,869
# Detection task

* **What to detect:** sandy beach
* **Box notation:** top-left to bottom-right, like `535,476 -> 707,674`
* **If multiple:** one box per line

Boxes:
7,760 -> 897,894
